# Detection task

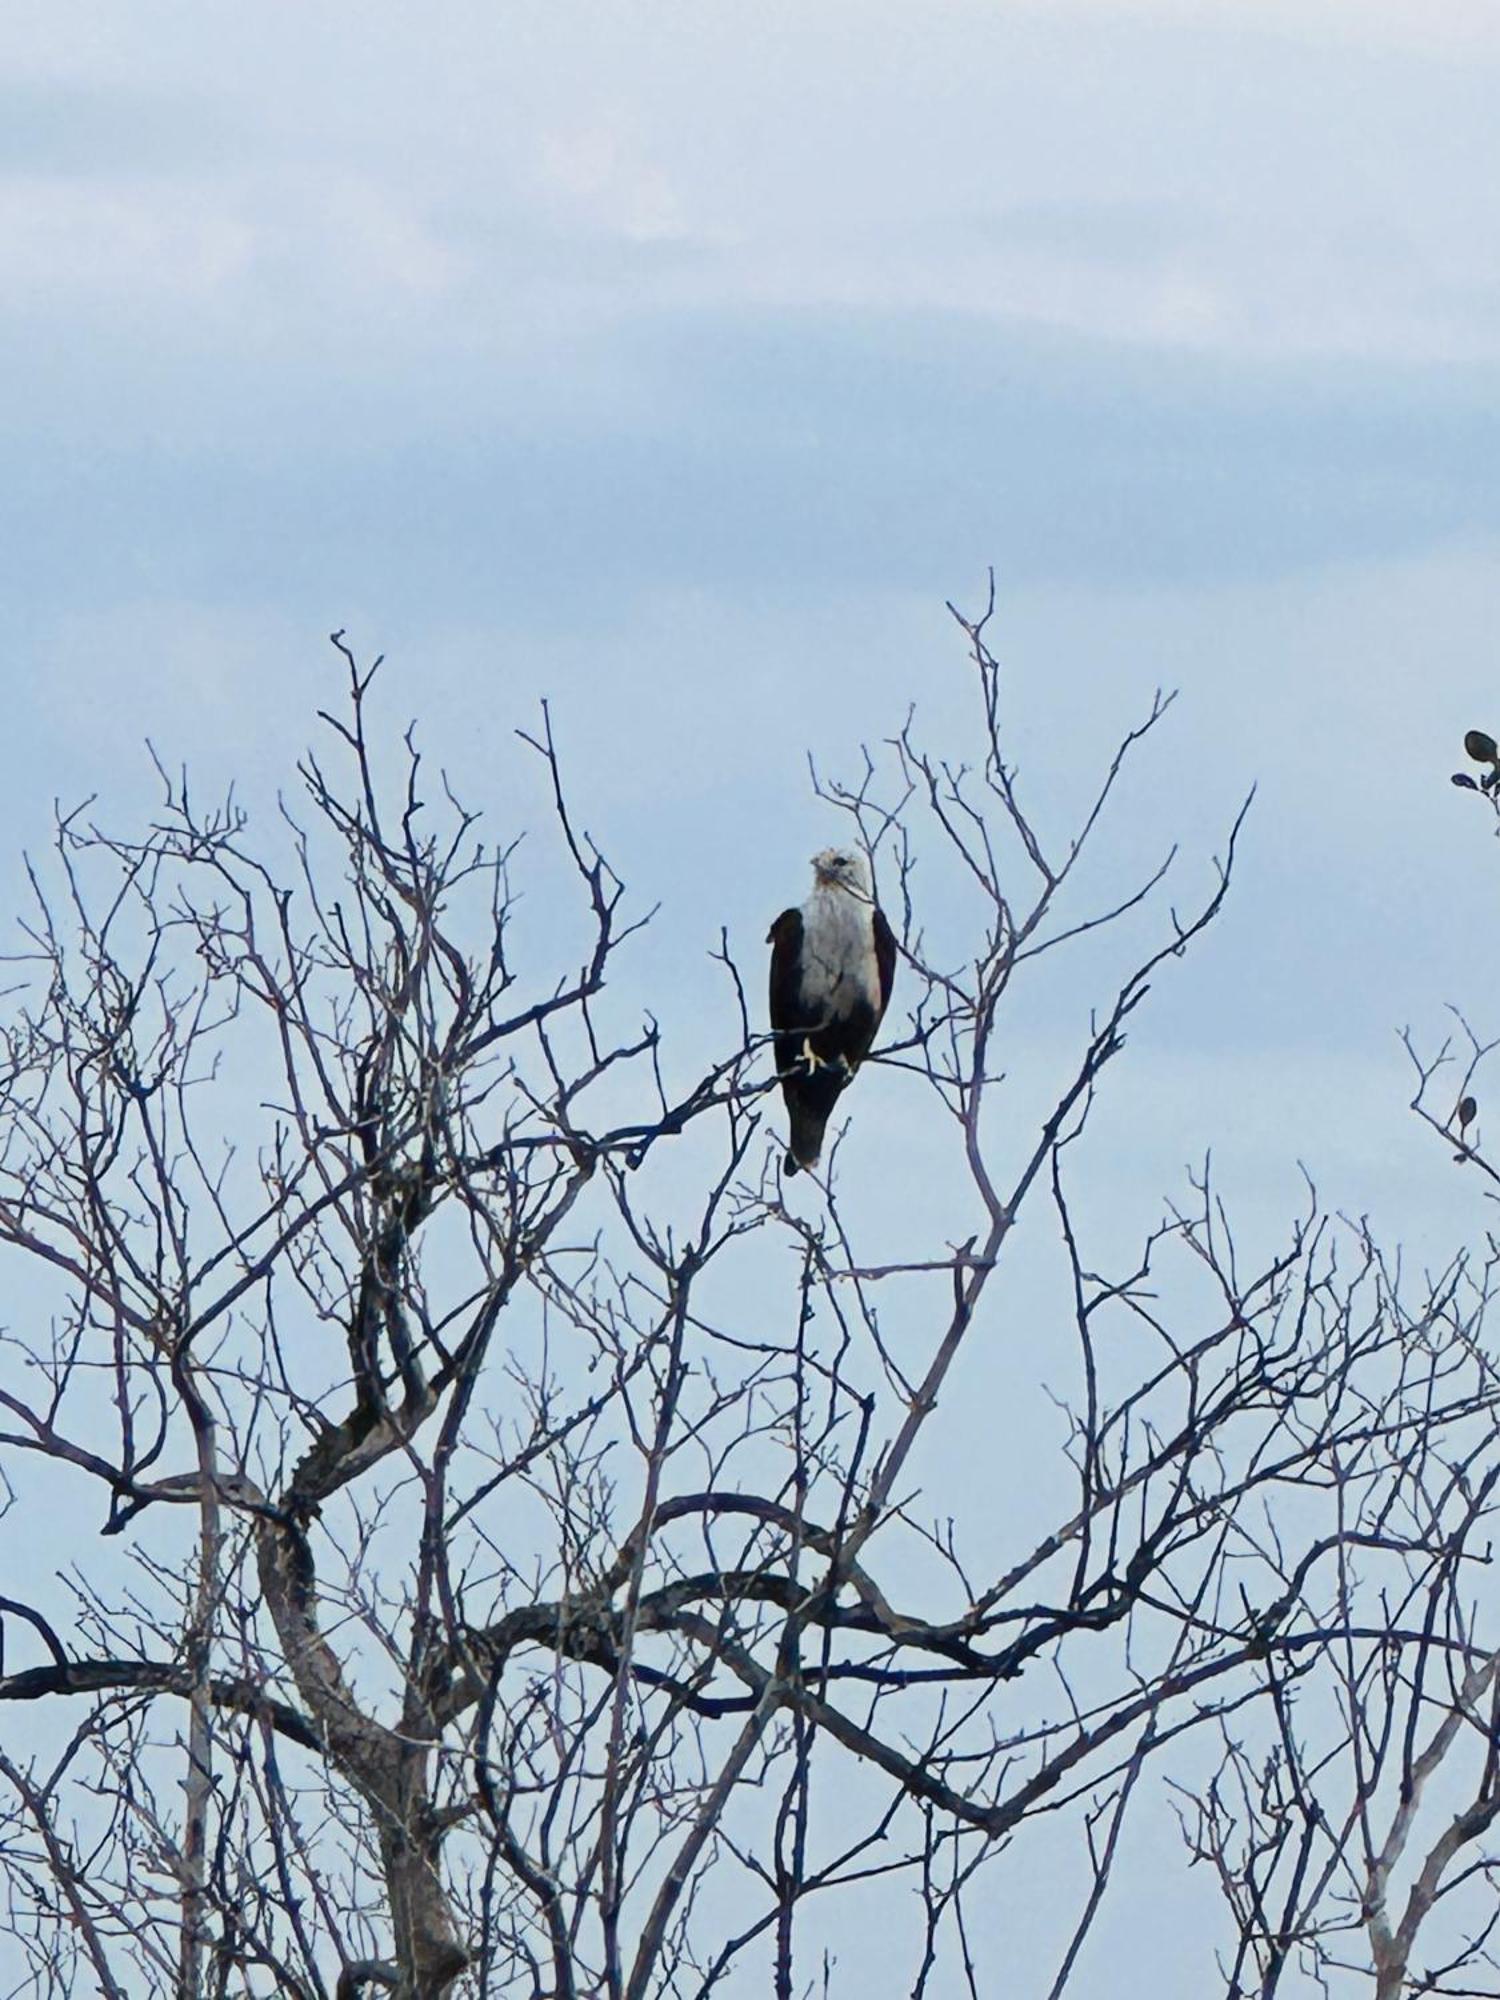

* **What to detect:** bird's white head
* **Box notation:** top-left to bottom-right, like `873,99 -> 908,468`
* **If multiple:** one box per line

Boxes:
810,847 -> 872,897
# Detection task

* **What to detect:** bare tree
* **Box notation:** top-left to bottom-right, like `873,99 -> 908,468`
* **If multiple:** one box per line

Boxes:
1147,725 -> 1500,1998
0,606 -> 1494,1998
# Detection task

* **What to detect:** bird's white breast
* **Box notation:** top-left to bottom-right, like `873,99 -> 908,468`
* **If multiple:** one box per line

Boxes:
799,884 -> 879,1017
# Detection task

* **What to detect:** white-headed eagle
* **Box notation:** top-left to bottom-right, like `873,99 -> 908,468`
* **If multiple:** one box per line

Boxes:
767,847 -> 896,1175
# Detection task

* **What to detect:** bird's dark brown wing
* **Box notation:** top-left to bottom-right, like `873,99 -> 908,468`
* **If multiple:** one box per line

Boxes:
872,905 -> 897,1028
768,906 -> 834,1172
767,907 -> 807,1045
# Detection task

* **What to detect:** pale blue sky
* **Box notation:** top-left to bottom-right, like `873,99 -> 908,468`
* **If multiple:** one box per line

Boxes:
5,4 -> 1500,1990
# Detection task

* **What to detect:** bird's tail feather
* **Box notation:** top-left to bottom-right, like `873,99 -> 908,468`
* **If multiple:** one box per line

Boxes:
784,1100 -> 828,1176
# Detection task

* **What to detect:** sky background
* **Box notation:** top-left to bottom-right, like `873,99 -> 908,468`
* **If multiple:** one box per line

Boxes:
5,1 -> 1500,1990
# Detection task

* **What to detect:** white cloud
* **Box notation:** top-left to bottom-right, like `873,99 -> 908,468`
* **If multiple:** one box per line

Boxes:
0,164 -> 471,338
0,2 -> 1498,367
1014,0 -> 1500,55
533,122 -> 688,244
0,173 -> 252,307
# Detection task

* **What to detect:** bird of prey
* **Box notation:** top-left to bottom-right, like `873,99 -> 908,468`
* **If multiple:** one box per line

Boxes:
767,847 -> 896,1175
